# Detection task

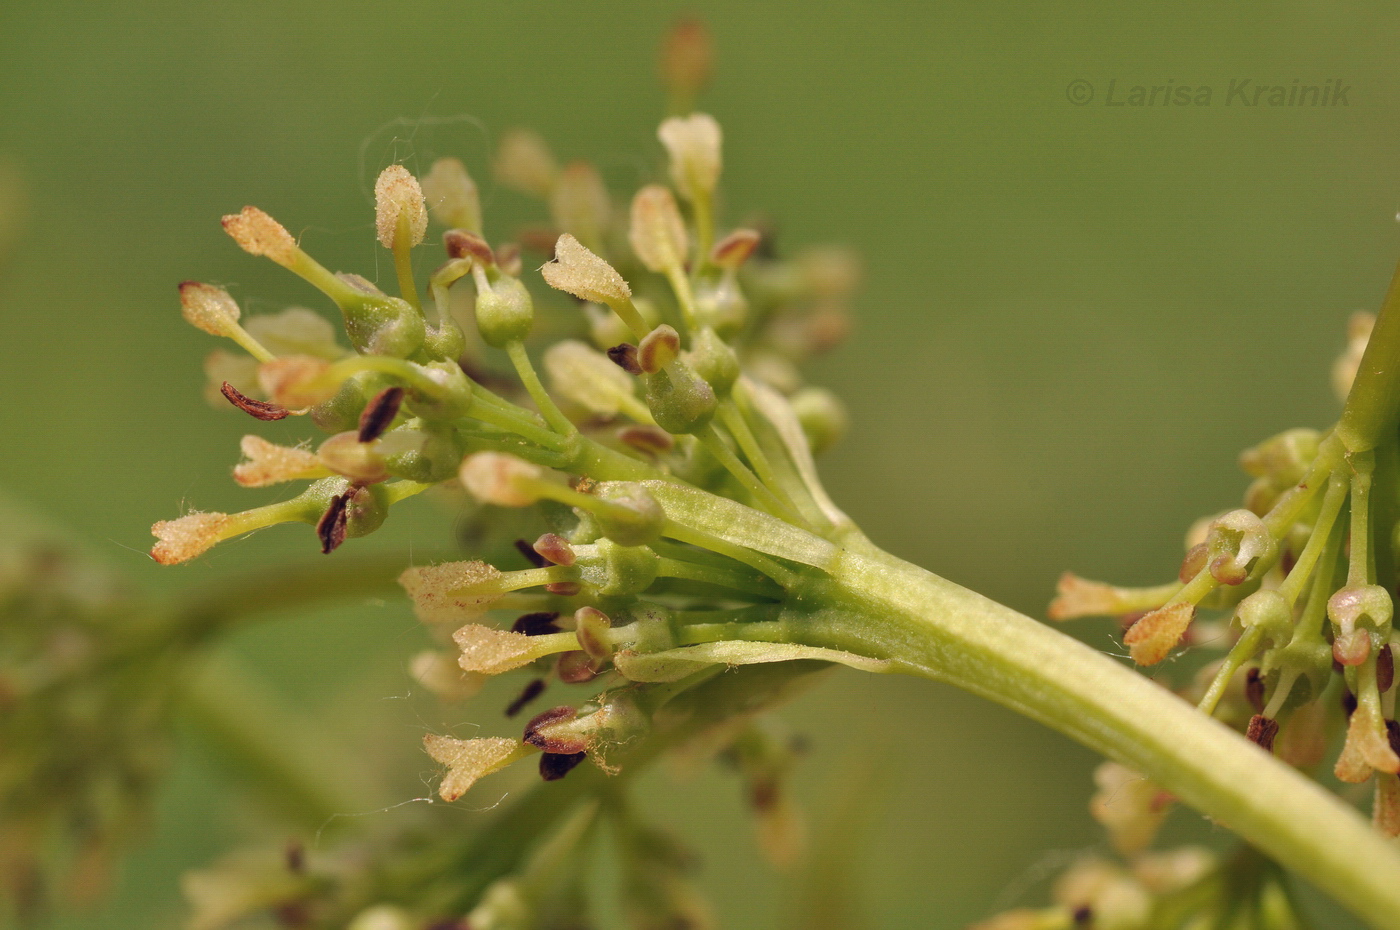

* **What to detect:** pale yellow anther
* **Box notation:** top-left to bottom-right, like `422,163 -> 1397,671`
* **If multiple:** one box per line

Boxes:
179,282 -> 241,337
544,340 -> 640,419
540,234 -> 633,307
494,128 -> 558,198
232,435 -> 323,487
628,184 -> 688,273
398,560 -> 505,624
423,734 -> 523,802
150,512 -> 231,565
221,206 -> 299,265
453,624 -> 542,675
410,650 -> 485,702
658,113 -> 722,202
374,165 -> 428,249
459,452 -> 544,507
1122,602 -> 1194,666
422,157 -> 482,233
549,162 -> 611,246
256,355 -> 334,408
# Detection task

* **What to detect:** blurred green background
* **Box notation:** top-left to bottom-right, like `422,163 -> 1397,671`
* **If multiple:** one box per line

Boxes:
2,0 -> 1398,926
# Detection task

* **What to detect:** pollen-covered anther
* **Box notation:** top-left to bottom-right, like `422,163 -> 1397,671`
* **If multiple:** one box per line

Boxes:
232,435 -> 324,487
423,734 -> 524,802
540,233 -> 633,308
178,282 -> 242,337
399,560 -> 506,624
256,355 -> 334,408
1048,573 -> 1132,621
1336,698 -> 1400,782
1121,602 -> 1194,666
150,512 -> 232,565
533,533 -> 576,567
454,624 -> 551,675
221,206 -> 299,265
374,165 -> 428,248
459,452 -> 544,507
658,113 -> 722,202
422,157 -> 482,233
638,325 -> 681,374
629,184 -> 689,273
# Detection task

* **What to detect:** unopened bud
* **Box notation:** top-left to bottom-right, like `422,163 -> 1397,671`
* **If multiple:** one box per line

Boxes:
1236,589 -> 1291,645
221,206 -> 299,266
533,533 -> 576,567
638,325 -> 681,374
423,734 -> 524,801
594,482 -> 666,547
790,386 -> 848,454
150,512 -> 231,565
257,355 -> 334,408
683,328 -> 738,394
494,128 -> 558,198
422,157 -> 482,233
1238,428 -> 1320,484
588,538 -> 661,596
474,274 -> 536,347
316,431 -> 389,483
544,340 -> 640,419
797,245 -> 862,300
549,162 -> 612,248
658,113 -> 722,203
629,184 -> 689,273
232,435 -> 324,487
374,165 -> 428,249
660,16 -> 713,106
459,452 -> 543,507
644,358 -> 717,434
1122,602 -> 1194,666
398,560 -> 506,624
711,228 -> 761,270
410,650 -> 485,701
178,282 -> 241,338
540,234 -> 633,308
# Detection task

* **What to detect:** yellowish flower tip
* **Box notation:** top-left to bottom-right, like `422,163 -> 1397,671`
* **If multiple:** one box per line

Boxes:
410,649 -> 486,702
658,113 -> 722,202
1335,696 -> 1400,783
628,184 -> 688,273
232,435 -> 322,487
1089,762 -> 1172,855
494,128 -> 558,198
256,355 -> 334,408
540,233 -> 632,307
453,624 -> 541,675
459,452 -> 544,507
1131,847 -> 1215,896
544,339 -> 637,419
710,228 -> 761,270
374,165 -> 428,249
422,734 -> 522,802
1333,309 -> 1376,403
422,157 -> 482,233
398,560 -> 505,624
1122,602 -> 1194,666
221,206 -> 299,265
150,512 -> 231,565
1047,572 -> 1123,621
549,162 -> 612,243
178,282 -> 241,337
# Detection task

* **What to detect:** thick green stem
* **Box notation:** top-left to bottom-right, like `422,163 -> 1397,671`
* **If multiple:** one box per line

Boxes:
1338,253 -> 1400,453
792,545 -> 1400,929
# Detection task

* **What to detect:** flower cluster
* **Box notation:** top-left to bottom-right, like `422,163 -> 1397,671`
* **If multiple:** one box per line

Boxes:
1049,315 -> 1400,834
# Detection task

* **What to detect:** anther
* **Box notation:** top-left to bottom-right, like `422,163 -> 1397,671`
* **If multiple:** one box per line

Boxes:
1246,715 -> 1279,753
514,539 -> 549,568
505,679 -> 546,718
533,533 -> 577,567
220,382 -> 290,421
539,751 -> 587,782
512,612 -> 560,636
1244,667 -> 1266,714
524,706 -> 588,754
357,386 -> 404,442
316,489 -> 354,554
607,343 -> 642,374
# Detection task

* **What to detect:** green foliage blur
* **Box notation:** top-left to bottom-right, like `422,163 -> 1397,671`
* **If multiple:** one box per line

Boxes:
1,1 -> 1397,926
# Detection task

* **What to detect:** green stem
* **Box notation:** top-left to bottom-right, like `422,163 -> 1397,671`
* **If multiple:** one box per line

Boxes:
792,544 -> 1400,930
1338,251 -> 1400,453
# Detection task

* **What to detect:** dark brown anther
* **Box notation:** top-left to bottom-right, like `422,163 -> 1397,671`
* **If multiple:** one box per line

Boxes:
524,706 -> 587,754
443,229 -> 494,265
556,651 -> 598,684
316,490 -> 353,554
607,343 -> 643,375
533,532 -> 576,566
1178,543 -> 1208,584
514,539 -> 549,568
220,381 -> 290,421
1246,714 -> 1279,752
1244,667 -> 1266,714
1388,720 -> 1400,757
618,424 -> 675,454
545,581 -> 582,596
284,841 -> 305,874
1343,689 -> 1358,718
1380,644 -> 1395,693
357,386 -> 404,442
505,678 -> 546,718
512,612 -> 561,636
274,902 -> 312,928
1071,906 -> 1093,928
539,751 -> 587,782
749,778 -> 778,812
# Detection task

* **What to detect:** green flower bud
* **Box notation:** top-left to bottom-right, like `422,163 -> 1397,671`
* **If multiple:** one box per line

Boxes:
310,370 -> 395,433
694,273 -> 749,335
382,425 -> 463,484
335,285 -> 426,359
685,326 -> 739,397
475,274 -> 535,347
1236,589 -> 1291,646
593,482 -> 666,546
589,538 -> 660,596
790,386 -> 848,453
643,359 -> 716,435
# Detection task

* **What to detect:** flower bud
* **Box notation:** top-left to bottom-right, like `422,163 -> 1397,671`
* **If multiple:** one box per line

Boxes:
423,734 -> 524,802
374,165 -> 428,249
410,649 -> 485,701
629,184 -> 689,273
593,482 -> 666,547
1235,589 -> 1291,645
316,431 -> 389,483
549,162 -> 612,249
178,282 -> 241,338
710,228 -> 761,270
494,128 -> 558,197
588,539 -> 661,596
660,16 -> 712,107
790,386 -> 848,454
658,113 -> 722,203
1122,602 -> 1194,666
693,274 -> 749,335
797,245 -> 862,300
398,560 -> 506,624
1205,509 -> 1276,585
221,206 -> 299,266
544,340 -> 640,420
474,274 -> 536,347
644,359 -> 717,435
540,234 -> 633,308
1238,428 -> 1319,485
1328,584 -> 1393,639
257,355 -> 335,408
422,157 -> 482,233
459,452 -> 544,507
232,435 -> 325,487
686,326 -> 739,395
638,325 -> 681,374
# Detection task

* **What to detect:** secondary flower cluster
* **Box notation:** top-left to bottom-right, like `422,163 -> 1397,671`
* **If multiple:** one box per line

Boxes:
1049,314 -> 1400,835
